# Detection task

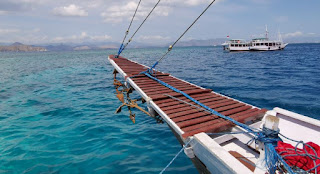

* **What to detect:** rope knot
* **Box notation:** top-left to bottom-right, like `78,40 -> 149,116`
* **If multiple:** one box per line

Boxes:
256,126 -> 281,145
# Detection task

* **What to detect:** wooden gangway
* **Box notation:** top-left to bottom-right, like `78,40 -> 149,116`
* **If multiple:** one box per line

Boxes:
109,55 -> 267,139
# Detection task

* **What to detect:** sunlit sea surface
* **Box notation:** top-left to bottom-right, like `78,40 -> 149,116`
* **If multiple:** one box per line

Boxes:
1,44 -> 319,173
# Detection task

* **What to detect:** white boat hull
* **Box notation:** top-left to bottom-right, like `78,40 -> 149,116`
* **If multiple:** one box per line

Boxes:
249,43 -> 288,51
186,108 -> 320,174
224,43 -> 288,51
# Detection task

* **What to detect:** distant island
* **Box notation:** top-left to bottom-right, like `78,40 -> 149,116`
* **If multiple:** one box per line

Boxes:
0,42 -> 47,52
0,37 -> 319,52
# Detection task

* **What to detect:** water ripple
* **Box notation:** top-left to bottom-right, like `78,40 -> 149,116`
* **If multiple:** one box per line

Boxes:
1,45 -> 319,173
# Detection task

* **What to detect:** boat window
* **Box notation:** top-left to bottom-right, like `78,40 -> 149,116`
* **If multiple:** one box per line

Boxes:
257,43 -> 260,46
231,44 -> 234,47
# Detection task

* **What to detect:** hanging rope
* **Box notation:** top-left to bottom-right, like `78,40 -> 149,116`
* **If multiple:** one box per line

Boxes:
159,139 -> 192,174
117,0 -> 142,57
149,0 -> 216,70
117,0 -> 162,57
120,0 -> 318,173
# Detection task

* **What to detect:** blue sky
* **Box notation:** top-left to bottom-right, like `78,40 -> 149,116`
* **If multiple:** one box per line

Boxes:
0,0 -> 319,44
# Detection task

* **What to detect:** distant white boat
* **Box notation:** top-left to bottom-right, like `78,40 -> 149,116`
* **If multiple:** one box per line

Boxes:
222,26 -> 288,51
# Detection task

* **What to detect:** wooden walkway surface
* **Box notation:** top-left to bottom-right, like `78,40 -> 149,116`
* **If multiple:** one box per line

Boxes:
109,55 -> 267,138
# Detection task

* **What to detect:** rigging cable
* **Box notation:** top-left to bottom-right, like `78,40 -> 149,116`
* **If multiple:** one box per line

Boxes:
117,0 -> 142,57
127,1 -> 295,172
149,0 -> 216,70
117,0 -> 162,57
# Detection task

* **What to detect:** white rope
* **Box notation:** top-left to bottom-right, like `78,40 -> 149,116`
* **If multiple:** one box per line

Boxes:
159,139 -> 192,174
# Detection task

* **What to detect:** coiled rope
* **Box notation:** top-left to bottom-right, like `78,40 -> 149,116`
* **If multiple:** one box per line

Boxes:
114,0 -> 317,173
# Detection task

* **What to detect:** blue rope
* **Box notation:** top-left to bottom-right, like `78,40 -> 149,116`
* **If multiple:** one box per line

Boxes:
129,69 -> 298,173
148,61 -> 158,75
117,44 -> 124,56
266,143 -> 295,174
142,71 -> 258,135
122,54 -> 314,173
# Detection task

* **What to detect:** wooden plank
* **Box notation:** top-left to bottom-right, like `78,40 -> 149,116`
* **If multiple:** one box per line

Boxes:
151,89 -> 212,101
109,56 -> 267,139
181,109 -> 260,133
182,109 -> 267,138
229,151 -> 255,172
155,93 -> 216,107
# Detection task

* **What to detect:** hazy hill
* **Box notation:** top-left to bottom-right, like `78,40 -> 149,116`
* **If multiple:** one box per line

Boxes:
0,43 -> 47,52
44,44 -> 74,51
1,37 -> 319,52
173,38 -> 226,47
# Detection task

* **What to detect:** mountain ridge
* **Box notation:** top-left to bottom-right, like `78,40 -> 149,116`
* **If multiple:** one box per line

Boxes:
0,43 -> 47,52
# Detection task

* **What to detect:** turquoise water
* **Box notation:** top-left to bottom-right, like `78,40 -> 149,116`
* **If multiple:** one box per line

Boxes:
0,44 -> 319,173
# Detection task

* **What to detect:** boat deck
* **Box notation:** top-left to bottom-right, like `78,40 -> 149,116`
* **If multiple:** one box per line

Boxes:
109,55 -> 267,139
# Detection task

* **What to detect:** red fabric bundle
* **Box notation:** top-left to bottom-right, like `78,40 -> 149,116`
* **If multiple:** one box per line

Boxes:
276,141 -> 320,173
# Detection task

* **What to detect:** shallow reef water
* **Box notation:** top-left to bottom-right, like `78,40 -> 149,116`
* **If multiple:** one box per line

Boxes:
0,44 -> 319,173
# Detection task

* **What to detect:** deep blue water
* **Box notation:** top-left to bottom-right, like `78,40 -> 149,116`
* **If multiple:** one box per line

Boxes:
0,44 -> 319,173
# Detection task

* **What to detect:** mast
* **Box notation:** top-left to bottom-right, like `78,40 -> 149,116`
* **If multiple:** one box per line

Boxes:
265,25 -> 268,40
278,30 -> 283,42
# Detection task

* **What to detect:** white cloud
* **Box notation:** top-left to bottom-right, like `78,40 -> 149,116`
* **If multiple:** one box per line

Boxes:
32,28 -> 40,32
276,16 -> 288,23
284,31 -> 303,38
91,35 -> 112,41
138,35 -> 170,41
101,1 -> 170,23
0,28 -> 20,34
101,0 -> 215,23
249,0 -> 270,4
53,4 -> 88,17
0,10 -> 9,15
161,0 -> 213,7
52,32 -> 112,43
184,0 -> 211,6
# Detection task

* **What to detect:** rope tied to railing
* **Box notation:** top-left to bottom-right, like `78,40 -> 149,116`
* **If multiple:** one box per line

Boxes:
113,0 -> 319,172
